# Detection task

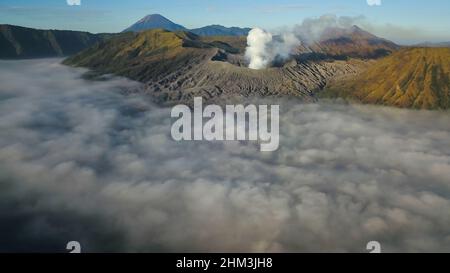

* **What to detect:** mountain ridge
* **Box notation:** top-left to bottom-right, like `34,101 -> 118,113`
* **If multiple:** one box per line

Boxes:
190,25 -> 251,36
415,41 -> 450,48
123,14 -> 251,36
64,28 -> 371,105
321,47 -> 450,109
305,25 -> 401,59
0,24 -> 112,59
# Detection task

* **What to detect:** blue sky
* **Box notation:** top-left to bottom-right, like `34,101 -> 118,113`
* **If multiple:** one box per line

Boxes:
0,0 -> 449,44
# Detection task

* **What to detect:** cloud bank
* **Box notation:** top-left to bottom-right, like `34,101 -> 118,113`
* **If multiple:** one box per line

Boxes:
1,59 -> 450,252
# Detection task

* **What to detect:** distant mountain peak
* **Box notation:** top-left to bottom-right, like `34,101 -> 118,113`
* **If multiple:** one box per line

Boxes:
123,14 -> 186,33
123,14 -> 250,36
137,14 -> 167,23
318,25 -> 377,41
350,25 -> 363,31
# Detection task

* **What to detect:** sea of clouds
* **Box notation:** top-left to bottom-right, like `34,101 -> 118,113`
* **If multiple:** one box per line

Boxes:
1,59 -> 450,252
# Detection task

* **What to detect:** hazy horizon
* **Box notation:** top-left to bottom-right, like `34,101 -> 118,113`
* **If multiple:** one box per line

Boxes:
0,0 -> 450,44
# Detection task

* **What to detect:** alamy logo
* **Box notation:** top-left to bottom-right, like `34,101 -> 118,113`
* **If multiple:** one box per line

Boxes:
67,0 -> 81,6
171,97 -> 280,152
367,0 -> 382,6
366,241 -> 382,253
66,241 -> 81,253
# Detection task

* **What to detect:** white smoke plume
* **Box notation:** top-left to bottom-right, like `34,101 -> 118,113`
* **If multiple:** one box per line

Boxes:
293,15 -> 365,43
245,28 -> 273,70
245,28 -> 300,70
245,15 -> 366,69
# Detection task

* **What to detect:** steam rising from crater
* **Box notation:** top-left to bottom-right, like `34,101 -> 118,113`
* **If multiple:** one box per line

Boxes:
245,28 -> 300,70
245,28 -> 273,70
245,15 -> 366,69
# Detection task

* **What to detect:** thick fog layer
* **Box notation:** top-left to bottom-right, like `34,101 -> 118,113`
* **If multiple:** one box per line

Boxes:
1,59 -> 450,252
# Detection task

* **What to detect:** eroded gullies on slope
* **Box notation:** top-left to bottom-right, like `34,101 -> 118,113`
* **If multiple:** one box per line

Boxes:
64,27 -> 399,105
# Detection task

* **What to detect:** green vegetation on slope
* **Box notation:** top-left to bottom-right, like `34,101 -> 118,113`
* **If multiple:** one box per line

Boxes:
199,36 -> 247,54
64,29 -> 244,82
322,47 -> 450,109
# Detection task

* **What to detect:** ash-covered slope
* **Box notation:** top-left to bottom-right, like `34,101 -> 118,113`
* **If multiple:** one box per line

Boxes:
64,29 -> 369,104
322,47 -> 450,109
142,57 -> 368,104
